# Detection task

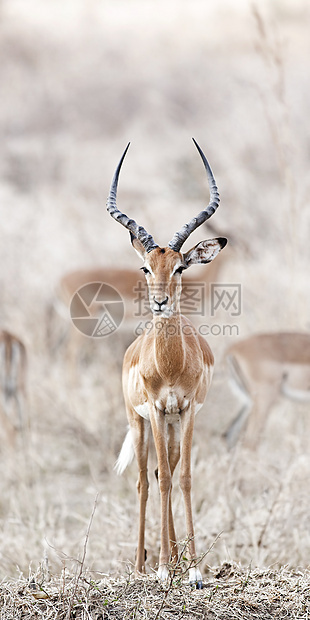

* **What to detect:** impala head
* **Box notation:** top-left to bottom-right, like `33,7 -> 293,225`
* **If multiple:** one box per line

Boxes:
107,140 -> 227,317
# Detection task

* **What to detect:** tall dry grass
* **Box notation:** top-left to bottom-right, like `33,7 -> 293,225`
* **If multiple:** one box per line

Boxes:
0,0 -> 309,593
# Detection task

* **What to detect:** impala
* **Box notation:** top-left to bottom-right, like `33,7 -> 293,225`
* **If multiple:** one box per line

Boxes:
108,140 -> 227,586
0,329 -> 27,445
224,332 -> 310,449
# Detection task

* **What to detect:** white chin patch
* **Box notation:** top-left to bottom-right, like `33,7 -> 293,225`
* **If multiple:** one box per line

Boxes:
151,307 -> 173,318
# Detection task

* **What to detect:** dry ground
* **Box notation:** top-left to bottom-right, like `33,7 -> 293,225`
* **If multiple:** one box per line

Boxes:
1,564 -> 310,619
0,0 -> 310,617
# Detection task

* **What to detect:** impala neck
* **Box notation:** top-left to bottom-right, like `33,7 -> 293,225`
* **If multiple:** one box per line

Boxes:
153,312 -> 185,380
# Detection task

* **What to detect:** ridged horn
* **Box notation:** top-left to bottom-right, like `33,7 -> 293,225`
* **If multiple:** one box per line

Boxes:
168,138 -> 220,252
106,143 -> 158,253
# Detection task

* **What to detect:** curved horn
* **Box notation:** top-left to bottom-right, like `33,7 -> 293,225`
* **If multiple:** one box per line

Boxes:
168,138 -> 220,252
107,143 -> 158,253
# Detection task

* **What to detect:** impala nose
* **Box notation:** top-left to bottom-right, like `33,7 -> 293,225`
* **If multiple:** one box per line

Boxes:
153,296 -> 168,311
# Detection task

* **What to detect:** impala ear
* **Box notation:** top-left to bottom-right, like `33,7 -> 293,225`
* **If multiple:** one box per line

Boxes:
183,237 -> 227,267
130,232 -> 147,260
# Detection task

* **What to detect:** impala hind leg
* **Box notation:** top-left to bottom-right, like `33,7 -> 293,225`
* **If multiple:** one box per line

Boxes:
167,423 -> 180,564
224,402 -> 251,449
149,407 -> 172,582
243,383 -> 280,449
132,415 -> 150,574
115,410 -> 150,574
224,354 -> 252,448
180,407 -> 202,588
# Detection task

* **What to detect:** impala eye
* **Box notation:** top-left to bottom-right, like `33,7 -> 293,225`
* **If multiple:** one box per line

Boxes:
141,266 -> 151,275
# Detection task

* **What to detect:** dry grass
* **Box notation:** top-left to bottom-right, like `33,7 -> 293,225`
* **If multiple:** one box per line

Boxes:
0,0 -> 310,616
1,563 -> 310,619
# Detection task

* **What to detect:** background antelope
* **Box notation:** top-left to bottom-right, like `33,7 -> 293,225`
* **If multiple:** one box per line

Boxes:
0,330 -> 27,446
108,140 -> 227,586
224,332 -> 310,449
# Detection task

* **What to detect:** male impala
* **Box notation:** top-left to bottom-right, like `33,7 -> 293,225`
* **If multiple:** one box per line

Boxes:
108,140 -> 227,587
224,332 -> 310,449
0,329 -> 27,445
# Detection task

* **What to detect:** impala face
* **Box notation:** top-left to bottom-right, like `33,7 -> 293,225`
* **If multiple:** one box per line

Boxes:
132,236 -> 227,318
138,246 -> 185,317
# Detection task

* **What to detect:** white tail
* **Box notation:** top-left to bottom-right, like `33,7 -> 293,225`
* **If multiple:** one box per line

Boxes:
114,427 -> 135,475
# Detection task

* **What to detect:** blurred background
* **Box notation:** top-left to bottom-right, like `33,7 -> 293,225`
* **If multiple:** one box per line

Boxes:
0,0 -> 310,579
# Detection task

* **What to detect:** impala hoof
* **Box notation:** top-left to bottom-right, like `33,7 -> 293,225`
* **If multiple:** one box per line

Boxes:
189,567 -> 203,589
157,564 -> 169,583
189,579 -> 203,589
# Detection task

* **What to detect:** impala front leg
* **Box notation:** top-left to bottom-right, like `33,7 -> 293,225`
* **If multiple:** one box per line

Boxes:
180,406 -> 203,589
149,405 -> 171,582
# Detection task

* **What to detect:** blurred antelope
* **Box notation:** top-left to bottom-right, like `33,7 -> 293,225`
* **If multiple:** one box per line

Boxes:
109,140 -> 227,586
0,330 -> 27,444
224,332 -> 310,449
